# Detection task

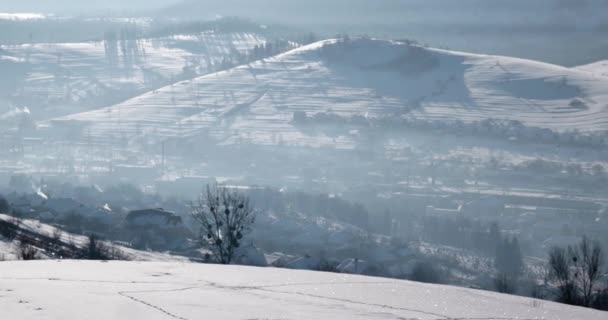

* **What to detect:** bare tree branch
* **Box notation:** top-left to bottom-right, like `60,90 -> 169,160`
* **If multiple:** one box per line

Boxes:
191,184 -> 255,264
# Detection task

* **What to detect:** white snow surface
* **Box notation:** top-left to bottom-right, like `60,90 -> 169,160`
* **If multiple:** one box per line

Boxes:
0,13 -> 45,21
48,38 -> 608,148
576,60 -> 608,78
0,260 -> 605,320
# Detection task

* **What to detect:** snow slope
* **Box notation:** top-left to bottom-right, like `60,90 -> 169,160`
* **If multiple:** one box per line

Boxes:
0,261 -> 605,320
576,60 -> 608,78
47,38 -> 608,148
1,32 -> 265,118
0,214 -> 187,262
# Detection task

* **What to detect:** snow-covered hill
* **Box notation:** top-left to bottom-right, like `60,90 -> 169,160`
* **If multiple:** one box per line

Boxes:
0,214 -> 186,262
576,60 -> 608,78
47,38 -> 608,148
0,260 -> 605,319
1,32 -> 265,119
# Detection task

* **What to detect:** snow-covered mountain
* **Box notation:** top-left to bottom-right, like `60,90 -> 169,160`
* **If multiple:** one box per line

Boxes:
47,38 -> 608,148
0,260 -> 605,320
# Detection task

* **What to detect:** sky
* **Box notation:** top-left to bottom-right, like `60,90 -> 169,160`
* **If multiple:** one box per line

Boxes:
0,0 -> 180,14
0,0 -> 606,16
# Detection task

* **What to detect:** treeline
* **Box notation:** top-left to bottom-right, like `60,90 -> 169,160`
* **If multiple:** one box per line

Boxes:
293,109 -> 608,149
103,26 -> 141,74
420,216 -> 523,275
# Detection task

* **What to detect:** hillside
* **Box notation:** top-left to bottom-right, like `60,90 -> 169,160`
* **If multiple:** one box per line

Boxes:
0,214 -> 187,262
0,260 -> 606,320
0,32 -> 265,120
48,38 -> 608,148
576,60 -> 608,78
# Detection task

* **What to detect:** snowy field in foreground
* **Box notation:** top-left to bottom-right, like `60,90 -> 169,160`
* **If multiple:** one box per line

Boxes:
0,261 -> 606,320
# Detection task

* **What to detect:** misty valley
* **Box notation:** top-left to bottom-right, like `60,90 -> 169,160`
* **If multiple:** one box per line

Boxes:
0,1 -> 607,319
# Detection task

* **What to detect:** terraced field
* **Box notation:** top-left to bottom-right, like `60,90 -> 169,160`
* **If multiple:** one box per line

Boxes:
48,38 -> 608,149
0,32 -> 265,119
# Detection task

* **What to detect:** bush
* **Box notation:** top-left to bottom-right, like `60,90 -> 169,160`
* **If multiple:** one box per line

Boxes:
80,234 -> 121,260
494,272 -> 517,294
316,258 -> 339,273
17,242 -> 38,260
410,260 -> 442,284
593,287 -> 608,311
0,220 -> 18,240
530,284 -> 547,300
0,195 -> 10,213
494,236 -> 523,276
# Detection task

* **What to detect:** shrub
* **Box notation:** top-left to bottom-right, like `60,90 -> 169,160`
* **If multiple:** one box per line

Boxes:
593,287 -> 608,311
17,242 -> 38,260
410,260 -> 442,284
494,272 -> 517,294
80,234 -> 121,260
0,220 -> 18,240
316,258 -> 339,273
0,195 -> 10,213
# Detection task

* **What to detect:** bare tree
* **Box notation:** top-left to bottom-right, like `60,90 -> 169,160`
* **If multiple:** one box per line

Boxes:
192,184 -> 255,264
494,272 -> 517,294
17,242 -> 38,260
549,246 -> 577,304
576,237 -> 604,307
548,236 -> 605,307
79,234 -> 122,260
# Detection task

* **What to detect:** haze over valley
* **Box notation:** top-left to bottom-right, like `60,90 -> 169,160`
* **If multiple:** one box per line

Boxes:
1,1 -> 607,319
